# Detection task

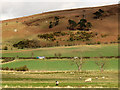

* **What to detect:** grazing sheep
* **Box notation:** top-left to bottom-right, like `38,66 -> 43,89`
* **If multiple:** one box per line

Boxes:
102,76 -> 105,79
85,78 -> 92,82
96,77 -> 98,79
74,57 -> 78,59
5,85 -> 8,88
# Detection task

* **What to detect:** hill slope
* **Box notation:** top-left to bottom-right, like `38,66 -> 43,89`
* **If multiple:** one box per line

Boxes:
2,4 -> 118,49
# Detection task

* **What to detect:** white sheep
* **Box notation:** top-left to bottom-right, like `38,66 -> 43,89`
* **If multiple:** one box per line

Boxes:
85,78 -> 92,82
96,77 -> 98,79
74,57 -> 78,59
102,76 -> 105,79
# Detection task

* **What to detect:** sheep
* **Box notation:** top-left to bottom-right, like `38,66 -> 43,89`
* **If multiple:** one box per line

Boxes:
79,77 -> 82,79
96,77 -> 98,79
85,78 -> 92,82
102,76 -> 105,79
74,57 -> 78,59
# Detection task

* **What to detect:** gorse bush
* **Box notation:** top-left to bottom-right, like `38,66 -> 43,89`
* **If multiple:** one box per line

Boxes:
13,39 -> 41,49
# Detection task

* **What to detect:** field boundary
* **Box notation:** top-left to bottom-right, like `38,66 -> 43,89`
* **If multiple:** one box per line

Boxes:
1,56 -> 120,60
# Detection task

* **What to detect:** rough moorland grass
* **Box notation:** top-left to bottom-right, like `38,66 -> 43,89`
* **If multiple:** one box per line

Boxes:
2,58 -> 118,71
2,44 -> 118,57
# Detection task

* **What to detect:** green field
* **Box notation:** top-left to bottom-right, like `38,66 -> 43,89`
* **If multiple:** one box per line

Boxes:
2,44 -> 119,88
2,44 -> 118,57
2,58 -> 118,71
2,70 -> 118,88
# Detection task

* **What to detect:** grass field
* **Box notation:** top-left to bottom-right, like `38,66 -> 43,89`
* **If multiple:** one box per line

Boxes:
2,58 -> 118,71
2,44 -> 118,57
2,70 -> 118,88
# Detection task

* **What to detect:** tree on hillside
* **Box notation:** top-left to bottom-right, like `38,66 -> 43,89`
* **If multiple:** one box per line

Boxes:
49,22 -> 53,28
93,11 -> 102,19
68,19 -> 77,30
54,16 -> 59,26
54,16 -> 59,21
93,9 -> 104,19
99,9 -> 104,13
86,22 -> 92,30
77,19 -> 87,30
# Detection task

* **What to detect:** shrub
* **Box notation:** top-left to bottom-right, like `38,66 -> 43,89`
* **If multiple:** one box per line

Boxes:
10,68 -> 14,70
15,65 -> 29,71
3,46 -> 8,50
68,19 -> 77,30
97,41 -> 101,44
93,9 -> 104,19
5,67 -> 9,70
13,39 -> 41,49
2,58 -> 15,63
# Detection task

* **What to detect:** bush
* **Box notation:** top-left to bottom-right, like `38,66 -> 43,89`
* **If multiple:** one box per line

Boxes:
2,58 -> 15,63
3,46 -> 8,50
97,41 -> 101,44
5,67 -> 9,70
13,39 -> 41,49
15,65 -> 29,71
10,68 -> 14,70
93,9 -> 104,19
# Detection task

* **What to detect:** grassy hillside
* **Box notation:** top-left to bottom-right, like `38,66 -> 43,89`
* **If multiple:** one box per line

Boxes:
2,4 -> 118,49
2,44 -> 118,57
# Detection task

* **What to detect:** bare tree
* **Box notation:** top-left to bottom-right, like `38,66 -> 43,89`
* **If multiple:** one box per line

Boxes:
73,57 -> 85,72
95,59 -> 107,72
58,53 -> 62,58
31,52 -> 34,58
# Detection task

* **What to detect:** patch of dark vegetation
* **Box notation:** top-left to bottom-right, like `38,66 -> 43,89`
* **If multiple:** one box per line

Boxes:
67,19 -> 92,31
2,65 -> 29,71
54,53 -> 62,58
69,31 -> 96,41
38,31 -> 67,41
3,46 -> 8,50
86,42 -> 96,45
13,39 -> 41,49
93,9 -> 104,19
23,16 -> 64,26
2,57 -> 15,63
118,35 -> 120,41
101,34 -> 108,38
49,16 -> 60,28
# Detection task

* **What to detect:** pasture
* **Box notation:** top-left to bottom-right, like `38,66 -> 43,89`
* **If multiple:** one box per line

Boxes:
2,70 -> 118,88
2,58 -> 118,71
2,44 -> 118,57
2,46 -> 118,88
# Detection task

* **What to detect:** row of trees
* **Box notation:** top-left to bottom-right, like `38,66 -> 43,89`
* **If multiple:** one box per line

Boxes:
68,19 -> 92,30
73,57 -> 107,72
